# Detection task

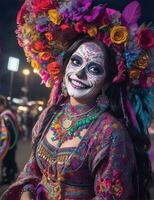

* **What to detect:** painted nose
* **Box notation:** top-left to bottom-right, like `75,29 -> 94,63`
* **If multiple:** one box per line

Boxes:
76,68 -> 87,79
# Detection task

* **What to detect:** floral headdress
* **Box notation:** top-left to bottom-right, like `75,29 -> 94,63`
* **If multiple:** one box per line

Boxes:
16,0 -> 154,133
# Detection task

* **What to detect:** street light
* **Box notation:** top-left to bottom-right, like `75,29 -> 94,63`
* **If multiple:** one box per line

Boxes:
22,69 -> 30,76
22,68 -> 30,102
7,57 -> 20,100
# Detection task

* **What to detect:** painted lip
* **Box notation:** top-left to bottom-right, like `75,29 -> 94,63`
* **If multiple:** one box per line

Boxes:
69,77 -> 90,89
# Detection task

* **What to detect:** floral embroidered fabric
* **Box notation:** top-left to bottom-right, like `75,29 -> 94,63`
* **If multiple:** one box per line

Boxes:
1,106 -> 137,200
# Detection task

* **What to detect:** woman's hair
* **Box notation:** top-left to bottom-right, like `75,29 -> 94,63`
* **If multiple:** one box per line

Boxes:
62,35 -> 154,200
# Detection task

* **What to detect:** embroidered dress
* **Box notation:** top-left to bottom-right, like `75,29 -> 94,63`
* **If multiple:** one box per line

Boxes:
1,105 -> 137,200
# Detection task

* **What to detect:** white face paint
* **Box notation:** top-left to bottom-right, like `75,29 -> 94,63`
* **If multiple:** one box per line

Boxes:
64,42 -> 106,101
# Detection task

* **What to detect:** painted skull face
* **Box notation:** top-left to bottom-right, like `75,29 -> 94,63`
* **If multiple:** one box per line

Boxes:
65,42 -> 106,100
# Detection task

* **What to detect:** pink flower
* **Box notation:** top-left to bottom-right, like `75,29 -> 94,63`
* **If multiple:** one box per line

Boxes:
102,33 -> 112,47
17,3 -> 28,25
39,69 -> 50,84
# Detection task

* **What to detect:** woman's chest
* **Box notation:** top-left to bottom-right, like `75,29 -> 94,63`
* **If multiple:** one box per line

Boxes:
36,134 -> 93,183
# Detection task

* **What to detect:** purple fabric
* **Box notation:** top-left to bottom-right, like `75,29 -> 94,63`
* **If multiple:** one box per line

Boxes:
35,184 -> 48,200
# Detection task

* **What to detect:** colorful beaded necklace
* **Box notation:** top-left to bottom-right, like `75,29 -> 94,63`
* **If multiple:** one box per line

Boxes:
50,102 -> 103,147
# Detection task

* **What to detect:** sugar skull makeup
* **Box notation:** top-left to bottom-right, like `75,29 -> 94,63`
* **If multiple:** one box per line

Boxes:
64,42 -> 107,101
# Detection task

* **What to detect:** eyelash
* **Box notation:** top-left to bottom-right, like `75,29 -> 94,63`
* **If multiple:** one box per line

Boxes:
88,66 -> 102,75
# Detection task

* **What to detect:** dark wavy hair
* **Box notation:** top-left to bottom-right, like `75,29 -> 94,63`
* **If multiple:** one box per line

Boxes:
62,35 -> 154,200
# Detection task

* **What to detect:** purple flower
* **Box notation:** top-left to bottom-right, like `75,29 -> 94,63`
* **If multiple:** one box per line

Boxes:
76,0 -> 93,13
61,0 -> 93,22
36,24 -> 48,32
72,0 -> 93,21
84,5 -> 103,22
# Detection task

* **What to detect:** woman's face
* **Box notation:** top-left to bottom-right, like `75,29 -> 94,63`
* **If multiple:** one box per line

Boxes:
64,42 -> 107,101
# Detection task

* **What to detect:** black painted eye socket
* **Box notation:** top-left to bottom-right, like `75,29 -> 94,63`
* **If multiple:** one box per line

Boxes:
88,63 -> 104,75
70,55 -> 82,66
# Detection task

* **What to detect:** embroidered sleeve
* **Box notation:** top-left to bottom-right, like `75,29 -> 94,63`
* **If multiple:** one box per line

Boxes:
90,119 -> 136,200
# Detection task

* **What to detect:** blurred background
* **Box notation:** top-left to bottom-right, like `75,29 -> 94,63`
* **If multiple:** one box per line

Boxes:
0,0 -> 154,198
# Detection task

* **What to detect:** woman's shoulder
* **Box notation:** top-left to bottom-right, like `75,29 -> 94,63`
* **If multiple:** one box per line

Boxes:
100,111 -> 126,132
31,104 -> 54,144
95,111 -> 131,147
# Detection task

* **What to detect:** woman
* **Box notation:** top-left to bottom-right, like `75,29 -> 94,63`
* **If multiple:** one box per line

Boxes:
0,96 -> 18,185
1,0 -> 154,199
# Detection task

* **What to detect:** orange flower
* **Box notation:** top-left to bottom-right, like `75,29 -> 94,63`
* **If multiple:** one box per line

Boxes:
54,123 -> 60,129
31,59 -> 41,70
45,32 -> 53,42
39,52 -> 53,61
47,61 -> 61,77
135,53 -> 149,69
87,26 -> 97,37
129,68 -> 141,79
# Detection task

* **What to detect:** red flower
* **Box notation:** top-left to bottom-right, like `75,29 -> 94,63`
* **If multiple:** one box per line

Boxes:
45,32 -> 53,42
33,40 -> 46,51
138,28 -> 154,49
60,24 -> 71,31
31,0 -> 57,15
17,3 -> 28,25
47,61 -> 61,77
74,21 -> 87,33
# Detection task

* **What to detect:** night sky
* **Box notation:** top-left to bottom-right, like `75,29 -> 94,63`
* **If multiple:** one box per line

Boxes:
0,0 -> 154,101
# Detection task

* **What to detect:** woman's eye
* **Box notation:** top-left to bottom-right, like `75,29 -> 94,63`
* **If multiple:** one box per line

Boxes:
71,58 -> 81,66
89,66 -> 103,75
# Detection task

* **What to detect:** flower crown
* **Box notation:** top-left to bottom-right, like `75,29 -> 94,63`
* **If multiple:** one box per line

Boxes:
16,0 -> 154,88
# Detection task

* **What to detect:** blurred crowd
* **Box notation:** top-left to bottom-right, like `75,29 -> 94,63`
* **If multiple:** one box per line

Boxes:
0,95 -> 43,186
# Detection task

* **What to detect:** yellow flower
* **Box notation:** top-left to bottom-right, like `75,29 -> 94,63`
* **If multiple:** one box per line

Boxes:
110,25 -> 128,44
22,24 -> 40,41
129,68 -> 141,79
87,26 -> 97,37
48,9 -> 61,25
136,53 -> 149,69
31,59 -> 41,70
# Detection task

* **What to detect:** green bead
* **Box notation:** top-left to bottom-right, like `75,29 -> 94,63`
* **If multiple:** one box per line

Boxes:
86,118 -> 90,123
79,121 -> 82,125
70,127 -> 75,133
